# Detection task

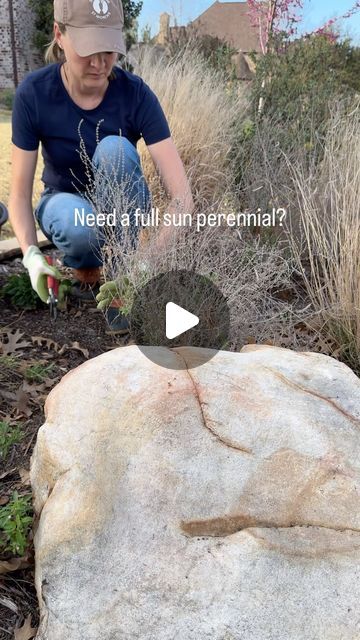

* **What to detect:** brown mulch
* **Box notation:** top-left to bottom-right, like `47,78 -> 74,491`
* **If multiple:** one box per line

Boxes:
0,250 -> 130,639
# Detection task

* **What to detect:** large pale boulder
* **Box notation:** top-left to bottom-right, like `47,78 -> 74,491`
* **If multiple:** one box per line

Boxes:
30,345 -> 360,640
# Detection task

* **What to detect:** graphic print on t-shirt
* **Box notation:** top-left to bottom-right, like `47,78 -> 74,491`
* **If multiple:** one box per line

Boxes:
11,64 -> 171,193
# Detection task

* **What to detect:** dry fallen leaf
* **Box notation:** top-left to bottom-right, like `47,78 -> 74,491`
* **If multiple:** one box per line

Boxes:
57,343 -> 69,355
14,614 -> 38,640
32,336 -> 89,358
72,341 -> 89,358
18,468 -> 31,486
15,384 -> 33,418
0,556 -> 31,575
0,330 -> 31,356
32,335 -> 61,352
0,389 -> 16,403
22,379 -> 55,394
60,341 -> 89,359
20,380 -> 57,408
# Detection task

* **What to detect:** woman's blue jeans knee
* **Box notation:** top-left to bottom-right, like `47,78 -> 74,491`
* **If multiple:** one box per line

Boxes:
34,136 -> 151,269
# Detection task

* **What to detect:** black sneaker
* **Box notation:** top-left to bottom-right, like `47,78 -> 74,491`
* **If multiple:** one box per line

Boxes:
105,307 -> 130,335
70,280 -> 100,302
70,267 -> 102,302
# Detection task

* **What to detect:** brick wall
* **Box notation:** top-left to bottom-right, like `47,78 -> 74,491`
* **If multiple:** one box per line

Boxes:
0,0 -> 43,90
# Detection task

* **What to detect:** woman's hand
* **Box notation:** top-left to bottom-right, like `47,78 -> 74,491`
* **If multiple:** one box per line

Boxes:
96,281 -> 119,310
152,224 -> 175,254
22,246 -> 62,303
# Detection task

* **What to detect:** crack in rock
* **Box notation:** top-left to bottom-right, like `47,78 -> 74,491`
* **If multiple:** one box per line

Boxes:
262,366 -> 360,427
180,514 -> 360,537
171,348 -> 253,455
169,352 -> 360,541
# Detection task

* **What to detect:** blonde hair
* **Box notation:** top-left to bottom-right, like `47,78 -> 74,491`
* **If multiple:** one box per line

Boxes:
45,22 -> 117,80
45,22 -> 66,64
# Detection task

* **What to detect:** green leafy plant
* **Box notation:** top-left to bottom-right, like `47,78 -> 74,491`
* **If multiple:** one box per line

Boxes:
251,35 -> 360,139
0,421 -> 24,459
0,89 -> 15,110
1,273 -> 42,309
140,23 -> 155,45
25,362 -> 54,383
0,354 -> 19,370
0,491 -> 33,556
241,119 -> 255,141
57,278 -> 72,310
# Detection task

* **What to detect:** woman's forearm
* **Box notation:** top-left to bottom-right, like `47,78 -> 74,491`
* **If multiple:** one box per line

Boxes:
166,165 -> 194,216
8,195 -> 38,255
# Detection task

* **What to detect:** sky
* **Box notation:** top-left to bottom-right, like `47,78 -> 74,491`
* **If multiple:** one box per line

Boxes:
137,0 -> 360,44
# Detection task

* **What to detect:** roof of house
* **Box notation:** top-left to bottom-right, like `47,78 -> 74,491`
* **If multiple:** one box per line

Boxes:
189,1 -> 261,52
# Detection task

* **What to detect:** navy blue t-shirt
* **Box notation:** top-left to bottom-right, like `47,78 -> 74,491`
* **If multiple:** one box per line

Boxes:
11,63 -> 171,193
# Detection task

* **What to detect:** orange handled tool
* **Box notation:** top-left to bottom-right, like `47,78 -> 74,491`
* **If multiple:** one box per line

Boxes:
45,255 -> 59,321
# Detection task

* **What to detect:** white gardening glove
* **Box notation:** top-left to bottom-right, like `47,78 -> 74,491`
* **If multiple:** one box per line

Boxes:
96,263 -> 150,311
22,245 -> 62,303
96,280 -> 120,310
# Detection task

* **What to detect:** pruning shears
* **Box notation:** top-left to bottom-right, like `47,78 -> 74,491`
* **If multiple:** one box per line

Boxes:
45,255 -> 59,321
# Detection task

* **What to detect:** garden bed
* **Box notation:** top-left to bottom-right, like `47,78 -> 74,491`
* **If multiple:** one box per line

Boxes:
0,245 -> 351,638
0,251 -> 131,638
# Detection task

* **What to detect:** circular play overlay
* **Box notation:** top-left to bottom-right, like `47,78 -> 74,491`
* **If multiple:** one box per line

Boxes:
130,269 -> 230,370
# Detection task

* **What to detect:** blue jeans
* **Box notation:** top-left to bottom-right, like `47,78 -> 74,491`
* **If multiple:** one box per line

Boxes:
34,136 -> 151,269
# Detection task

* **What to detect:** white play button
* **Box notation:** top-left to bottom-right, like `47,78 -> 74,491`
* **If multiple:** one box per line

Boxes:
166,302 -> 199,340
130,269 -> 230,369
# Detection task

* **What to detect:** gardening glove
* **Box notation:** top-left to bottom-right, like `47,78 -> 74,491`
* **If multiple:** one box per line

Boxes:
96,264 -> 150,311
96,281 -> 119,310
22,245 -> 62,304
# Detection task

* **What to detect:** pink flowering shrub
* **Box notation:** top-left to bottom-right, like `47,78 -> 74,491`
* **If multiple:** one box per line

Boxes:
247,0 -> 360,51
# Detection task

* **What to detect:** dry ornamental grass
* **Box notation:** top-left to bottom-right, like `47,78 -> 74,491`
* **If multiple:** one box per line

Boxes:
135,46 -> 248,210
287,100 -> 360,372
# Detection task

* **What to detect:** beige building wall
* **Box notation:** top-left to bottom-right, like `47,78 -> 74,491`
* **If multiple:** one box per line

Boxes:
157,12 -> 170,46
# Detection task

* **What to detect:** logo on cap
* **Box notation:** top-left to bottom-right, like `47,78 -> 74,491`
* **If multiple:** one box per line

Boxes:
91,0 -> 111,19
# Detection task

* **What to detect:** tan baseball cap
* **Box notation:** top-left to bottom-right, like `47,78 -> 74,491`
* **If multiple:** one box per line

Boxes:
54,0 -> 126,57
